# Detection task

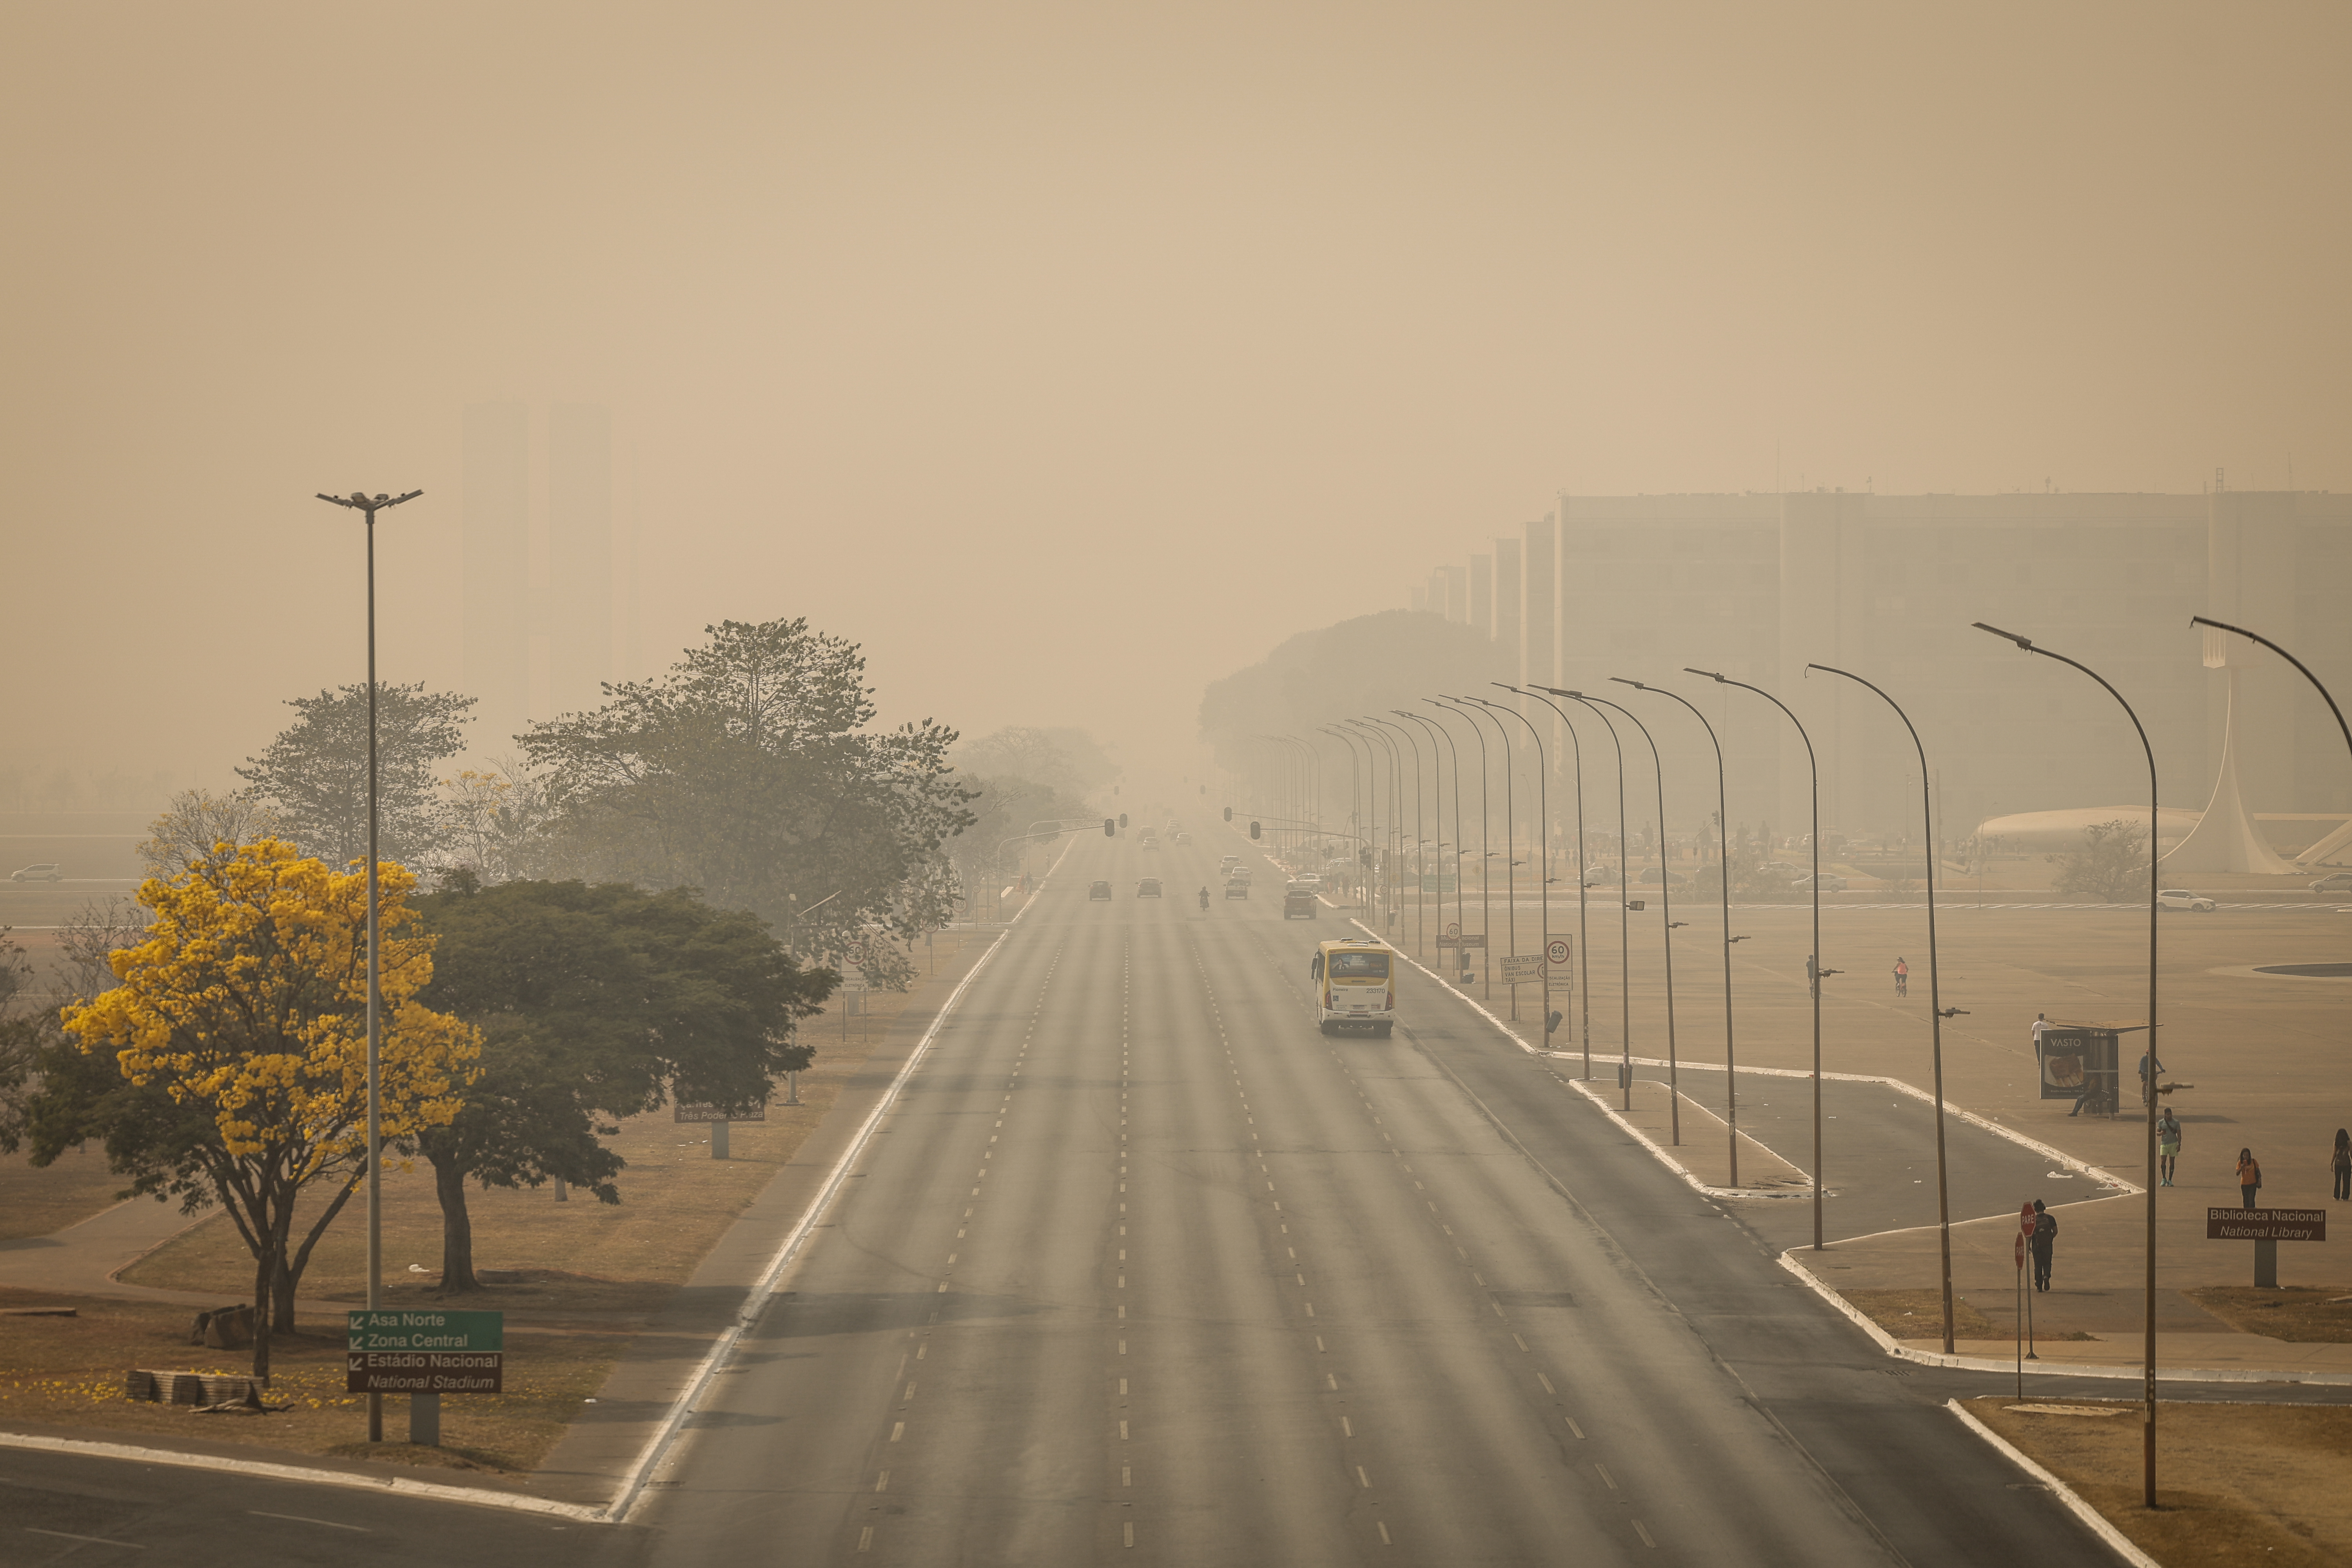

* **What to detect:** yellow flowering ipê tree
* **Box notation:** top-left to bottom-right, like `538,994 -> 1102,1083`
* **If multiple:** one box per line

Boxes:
62,839 -> 480,1381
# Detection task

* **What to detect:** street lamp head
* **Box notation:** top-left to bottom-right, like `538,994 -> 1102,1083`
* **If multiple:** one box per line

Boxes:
1684,668 -> 1725,682
1973,621 -> 2033,651
1608,677 -> 1644,690
1728,935 -> 1750,943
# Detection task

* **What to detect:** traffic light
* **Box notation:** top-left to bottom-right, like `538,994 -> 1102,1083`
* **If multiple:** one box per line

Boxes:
1119,813 -> 1128,828
1103,818 -> 1115,837
1249,820 -> 1261,840
1223,806 -> 1232,822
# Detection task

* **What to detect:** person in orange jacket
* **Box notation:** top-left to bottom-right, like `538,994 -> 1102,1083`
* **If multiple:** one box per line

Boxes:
2237,1147 -> 2263,1210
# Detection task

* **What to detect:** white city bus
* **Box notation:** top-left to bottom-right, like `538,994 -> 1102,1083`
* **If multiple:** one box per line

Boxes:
1309,938 -> 1395,1037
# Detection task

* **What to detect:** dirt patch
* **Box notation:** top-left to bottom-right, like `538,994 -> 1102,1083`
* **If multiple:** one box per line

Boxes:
2187,1286 -> 2352,1343
1840,1286 -> 2002,1339
0,1285 -> 624,1471
1964,1397 -> 2352,1567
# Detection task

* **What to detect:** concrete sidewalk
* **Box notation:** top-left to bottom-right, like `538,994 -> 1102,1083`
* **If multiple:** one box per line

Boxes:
0,1190 -> 230,1307
526,927 -> 1004,1510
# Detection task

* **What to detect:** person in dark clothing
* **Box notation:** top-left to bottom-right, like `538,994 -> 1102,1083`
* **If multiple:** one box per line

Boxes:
2332,1130 -> 2350,1203
2238,1148 -> 2263,1210
2029,1199 -> 2058,1292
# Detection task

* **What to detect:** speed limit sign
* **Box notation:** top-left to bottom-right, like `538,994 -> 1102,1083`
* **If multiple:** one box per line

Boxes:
1546,938 -> 1571,966
1446,922 -> 1462,937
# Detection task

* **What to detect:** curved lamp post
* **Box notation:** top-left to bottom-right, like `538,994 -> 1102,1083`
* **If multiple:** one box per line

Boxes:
1320,726 -> 1367,906
1514,686 -> 1595,1080
1368,717 -> 1425,955
1451,697 -> 1519,1016
1397,710 -> 1462,973
2190,617 -> 2352,762
1807,662 -> 1956,1358
1689,669 -> 1828,1251
1975,621 -> 2160,1508
1590,687 -> 1682,1145
1426,699 -> 1493,998
1475,694 -> 1553,1044
1539,687 -> 1633,1110
1621,679 -> 1740,1186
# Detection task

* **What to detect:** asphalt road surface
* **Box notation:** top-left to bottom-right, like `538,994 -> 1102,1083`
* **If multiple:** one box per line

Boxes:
630,829 -> 2126,1567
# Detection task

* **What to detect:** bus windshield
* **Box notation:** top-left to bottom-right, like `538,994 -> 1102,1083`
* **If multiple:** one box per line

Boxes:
1328,951 -> 1389,980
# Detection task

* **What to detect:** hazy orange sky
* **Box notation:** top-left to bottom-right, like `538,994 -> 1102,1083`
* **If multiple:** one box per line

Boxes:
5,2 -> 2345,791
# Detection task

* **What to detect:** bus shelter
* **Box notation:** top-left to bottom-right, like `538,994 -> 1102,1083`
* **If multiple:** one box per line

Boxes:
2037,1020 -> 2147,1118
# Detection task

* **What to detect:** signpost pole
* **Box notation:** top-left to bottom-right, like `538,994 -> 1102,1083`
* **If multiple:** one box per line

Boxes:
2015,1232 -> 2024,1401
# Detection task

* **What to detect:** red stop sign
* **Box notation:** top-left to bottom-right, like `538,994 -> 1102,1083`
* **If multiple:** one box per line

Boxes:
2020,1202 -> 2037,1238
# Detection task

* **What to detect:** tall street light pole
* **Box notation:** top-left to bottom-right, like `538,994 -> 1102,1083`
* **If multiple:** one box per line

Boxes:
316,488 -> 421,1445
1320,727 -> 1364,906
1515,688 -> 1593,1080
1690,669 -> 1828,1250
1808,663 -> 1956,1357
1975,622 -> 2161,1508
1349,721 -> 1402,932
1368,718 -> 1424,956
1541,688 -> 1633,1109
1622,680 -> 1740,1187
1476,695 -> 1551,1046
1593,687 -> 1682,1145
1451,698 -> 1518,1018
2190,617 -> 2352,762
1426,700 -> 1492,1001
1397,710 -> 1460,975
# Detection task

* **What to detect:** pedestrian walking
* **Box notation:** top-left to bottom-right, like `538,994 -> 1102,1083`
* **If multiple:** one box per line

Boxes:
1893,956 -> 1909,998
2332,1129 -> 2350,1203
2156,1107 -> 2181,1187
2237,1147 -> 2263,1210
2029,1199 -> 2057,1291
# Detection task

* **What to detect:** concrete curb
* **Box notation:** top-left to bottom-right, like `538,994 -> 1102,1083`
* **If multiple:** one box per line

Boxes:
1564,1080 -> 1813,1202
0,1430 -> 608,1522
1944,1400 -> 2163,1568
1774,1248 -> 2352,1386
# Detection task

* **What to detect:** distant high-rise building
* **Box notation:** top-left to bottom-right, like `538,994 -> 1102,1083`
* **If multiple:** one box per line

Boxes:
548,403 -> 613,716
1470,554 -> 1493,635
1523,514 -> 1556,691
1494,538 -> 1522,659
461,403 -> 529,751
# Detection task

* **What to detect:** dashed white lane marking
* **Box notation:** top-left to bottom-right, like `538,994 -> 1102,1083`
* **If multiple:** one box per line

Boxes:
1595,1462 -> 1618,1490
1566,1416 -> 1586,1439
249,1513 -> 367,1532
1340,1416 -> 1354,1437
1357,1465 -> 1372,1488
1377,1522 -> 1393,1545
1633,1520 -> 1657,1548
889,1422 -> 904,1442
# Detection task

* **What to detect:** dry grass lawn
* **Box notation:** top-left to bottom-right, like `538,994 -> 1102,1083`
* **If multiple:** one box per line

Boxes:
3,929 -> 976,1469
2187,1286 -> 2352,1343
0,1147 -> 139,1240
1840,1286 -> 2001,1339
0,1284 -> 624,1472
1966,1397 -> 2352,1566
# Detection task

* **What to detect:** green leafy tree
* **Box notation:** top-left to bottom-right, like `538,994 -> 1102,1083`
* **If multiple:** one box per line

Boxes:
518,618 -> 973,987
2053,818 -> 2149,902
238,682 -> 475,867
414,874 -> 832,1293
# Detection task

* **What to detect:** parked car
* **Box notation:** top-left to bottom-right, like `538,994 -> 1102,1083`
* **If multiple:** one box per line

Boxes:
2156,889 -> 2217,912
1791,873 -> 1849,892
1136,878 -> 1163,898
9,863 -> 62,882
2310,871 -> 2352,893
1224,880 -> 1250,900
1088,880 -> 1113,901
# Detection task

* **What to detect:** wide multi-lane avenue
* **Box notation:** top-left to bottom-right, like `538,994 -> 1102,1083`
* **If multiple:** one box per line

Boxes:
633,824 -> 2124,1566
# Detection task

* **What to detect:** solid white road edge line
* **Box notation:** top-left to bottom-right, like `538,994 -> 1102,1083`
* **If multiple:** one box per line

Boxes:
1943,1399 -> 2162,1568
0,1432 -> 606,1521
1564,1079 -> 1810,1202
608,829 -> 1082,1521
604,924 -> 1014,1523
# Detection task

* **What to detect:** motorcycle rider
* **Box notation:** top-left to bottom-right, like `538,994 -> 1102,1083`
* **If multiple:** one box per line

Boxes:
1198,886 -> 1210,910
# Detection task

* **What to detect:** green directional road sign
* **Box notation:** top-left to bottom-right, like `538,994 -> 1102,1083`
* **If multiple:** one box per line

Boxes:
348,1308 -> 503,1352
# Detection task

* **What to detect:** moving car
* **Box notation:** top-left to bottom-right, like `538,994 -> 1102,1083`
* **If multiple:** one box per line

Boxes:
1636,867 -> 1687,887
1223,880 -> 1250,900
1791,873 -> 1848,892
1174,832 -> 1192,846
1136,878 -> 1163,898
1294,873 -> 1322,892
1227,866 -> 1252,885
9,864 -> 62,882
1283,890 -> 1319,920
1140,837 -> 1158,851
2310,871 -> 2352,893
1220,854 -> 1241,872
1088,880 -> 1113,900
2156,888 -> 2217,912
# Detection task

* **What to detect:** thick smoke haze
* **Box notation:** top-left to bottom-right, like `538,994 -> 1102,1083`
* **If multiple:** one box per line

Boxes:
4,2 -> 2346,789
